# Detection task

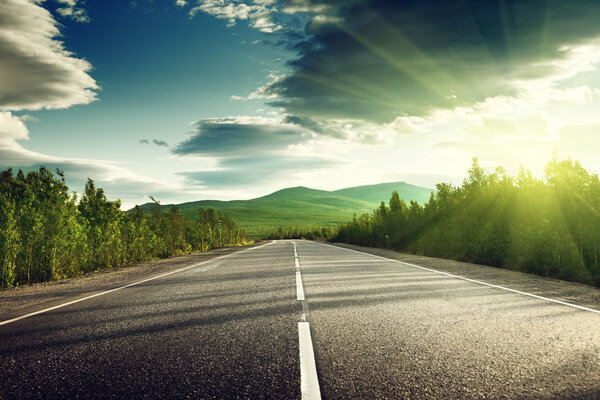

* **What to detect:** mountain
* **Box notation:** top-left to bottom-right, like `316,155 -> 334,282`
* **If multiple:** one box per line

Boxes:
135,182 -> 433,239
333,182 -> 432,204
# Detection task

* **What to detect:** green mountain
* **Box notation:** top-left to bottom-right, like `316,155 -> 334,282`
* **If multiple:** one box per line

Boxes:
333,182 -> 432,204
135,182 -> 433,239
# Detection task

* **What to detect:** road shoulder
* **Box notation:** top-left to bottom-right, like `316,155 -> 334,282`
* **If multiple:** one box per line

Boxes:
0,242 -> 266,321
327,241 -> 600,312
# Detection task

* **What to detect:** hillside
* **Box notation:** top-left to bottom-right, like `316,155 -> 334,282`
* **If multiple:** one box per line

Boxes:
135,182 -> 433,239
333,182 -> 432,204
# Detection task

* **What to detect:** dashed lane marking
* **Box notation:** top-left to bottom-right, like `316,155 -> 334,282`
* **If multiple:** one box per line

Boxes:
299,321 -> 322,400
292,241 -> 322,400
296,270 -> 306,301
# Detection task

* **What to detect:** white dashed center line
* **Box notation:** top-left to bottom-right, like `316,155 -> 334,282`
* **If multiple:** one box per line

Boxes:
296,270 -> 306,301
292,241 -> 321,400
298,321 -> 322,399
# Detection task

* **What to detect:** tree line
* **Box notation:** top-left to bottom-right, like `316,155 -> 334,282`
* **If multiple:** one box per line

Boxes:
334,157 -> 600,286
0,167 -> 245,288
265,226 -> 336,241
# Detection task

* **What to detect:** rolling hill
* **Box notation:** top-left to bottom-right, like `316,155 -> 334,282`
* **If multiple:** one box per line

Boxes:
332,182 -> 433,204
134,182 -> 433,239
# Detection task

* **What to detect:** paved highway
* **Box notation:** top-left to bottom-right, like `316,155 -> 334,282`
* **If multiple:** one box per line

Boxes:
1,240 -> 599,399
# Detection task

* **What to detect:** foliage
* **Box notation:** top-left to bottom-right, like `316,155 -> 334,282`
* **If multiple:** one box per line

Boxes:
334,157 -> 600,286
0,167 -> 245,288
264,226 -> 336,241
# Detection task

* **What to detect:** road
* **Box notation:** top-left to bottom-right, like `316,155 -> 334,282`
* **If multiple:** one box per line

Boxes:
1,240 -> 599,399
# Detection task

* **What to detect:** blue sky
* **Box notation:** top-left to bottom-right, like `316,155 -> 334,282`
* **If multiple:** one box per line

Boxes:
3,0 -> 600,208
22,2 -> 284,185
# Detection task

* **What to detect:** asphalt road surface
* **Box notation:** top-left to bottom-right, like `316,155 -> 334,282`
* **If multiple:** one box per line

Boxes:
1,240 -> 599,399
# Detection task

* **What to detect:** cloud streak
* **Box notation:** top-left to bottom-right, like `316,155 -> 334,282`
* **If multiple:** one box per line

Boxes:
153,139 -> 170,147
179,155 -> 339,187
172,115 -> 347,188
173,116 -> 311,156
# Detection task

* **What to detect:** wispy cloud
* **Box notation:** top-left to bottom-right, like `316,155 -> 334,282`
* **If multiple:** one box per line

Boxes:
173,116 -> 311,157
139,138 -> 171,147
178,155 -> 339,187
230,72 -> 282,101
179,154 -> 342,188
55,0 -> 90,23
153,139 -> 170,147
172,115 -> 347,188
187,0 -> 281,33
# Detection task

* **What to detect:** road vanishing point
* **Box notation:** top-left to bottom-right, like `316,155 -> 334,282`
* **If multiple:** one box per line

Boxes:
1,240 -> 599,399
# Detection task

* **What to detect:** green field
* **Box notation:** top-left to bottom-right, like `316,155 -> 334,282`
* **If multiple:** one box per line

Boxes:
135,182 -> 434,239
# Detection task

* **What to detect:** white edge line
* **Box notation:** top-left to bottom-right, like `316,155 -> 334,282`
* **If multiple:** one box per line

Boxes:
296,270 -> 305,301
0,241 -> 276,327
314,241 -> 600,315
299,321 -> 321,400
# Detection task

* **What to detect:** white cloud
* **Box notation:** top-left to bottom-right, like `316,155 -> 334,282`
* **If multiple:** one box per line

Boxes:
190,1 -> 255,24
0,0 -> 98,111
230,72 -> 282,100
281,0 -> 330,14
380,37 -> 600,144
480,38 -> 600,115
55,6 -> 90,23
0,112 -> 30,142
249,15 -> 279,33
516,38 -> 600,89
189,0 -> 281,33
385,116 -> 429,135
54,0 -> 90,22
317,119 -> 394,145
175,0 -> 187,6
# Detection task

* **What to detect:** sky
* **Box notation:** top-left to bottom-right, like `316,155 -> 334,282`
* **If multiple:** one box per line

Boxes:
2,0 -> 600,209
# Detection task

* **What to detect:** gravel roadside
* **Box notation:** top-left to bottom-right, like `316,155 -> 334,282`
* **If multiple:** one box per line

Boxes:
0,241 -> 268,322
328,241 -> 600,312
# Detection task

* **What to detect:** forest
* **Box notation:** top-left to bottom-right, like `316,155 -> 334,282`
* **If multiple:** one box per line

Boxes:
265,225 -> 336,241
0,167 -> 245,288
334,157 -> 600,286
4,156 -> 599,289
